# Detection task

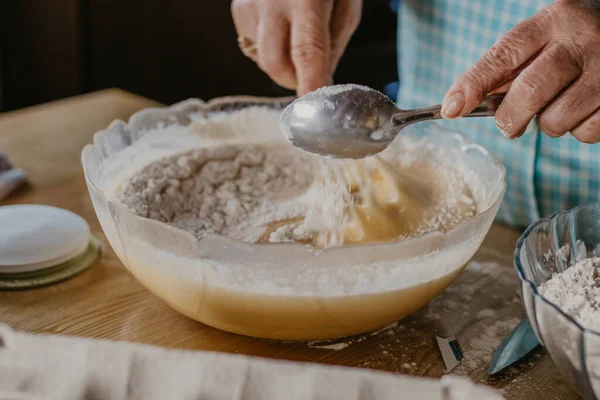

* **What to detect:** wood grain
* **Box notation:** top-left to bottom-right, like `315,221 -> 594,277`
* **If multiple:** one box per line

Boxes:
0,90 -> 582,400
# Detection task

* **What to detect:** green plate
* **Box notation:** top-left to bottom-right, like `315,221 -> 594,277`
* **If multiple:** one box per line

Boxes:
0,237 -> 101,290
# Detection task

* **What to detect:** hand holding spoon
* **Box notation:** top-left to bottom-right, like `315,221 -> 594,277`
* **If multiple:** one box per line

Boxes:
280,84 -> 505,159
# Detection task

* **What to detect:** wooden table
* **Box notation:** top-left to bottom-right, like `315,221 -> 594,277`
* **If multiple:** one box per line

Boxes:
0,90 -> 581,400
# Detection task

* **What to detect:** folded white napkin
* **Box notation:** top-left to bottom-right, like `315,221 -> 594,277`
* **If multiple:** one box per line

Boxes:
0,324 -> 503,400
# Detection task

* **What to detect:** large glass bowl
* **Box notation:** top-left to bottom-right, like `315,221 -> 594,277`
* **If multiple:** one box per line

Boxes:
515,203 -> 600,400
82,96 -> 506,341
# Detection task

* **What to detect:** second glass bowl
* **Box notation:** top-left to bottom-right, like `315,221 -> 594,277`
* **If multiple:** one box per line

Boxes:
516,203 -> 600,400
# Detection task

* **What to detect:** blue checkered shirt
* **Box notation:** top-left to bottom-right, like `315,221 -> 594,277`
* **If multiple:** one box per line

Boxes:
397,0 -> 600,228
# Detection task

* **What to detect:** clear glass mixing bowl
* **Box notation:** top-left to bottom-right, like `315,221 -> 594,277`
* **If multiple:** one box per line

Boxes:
82,97 -> 506,340
515,203 -> 600,400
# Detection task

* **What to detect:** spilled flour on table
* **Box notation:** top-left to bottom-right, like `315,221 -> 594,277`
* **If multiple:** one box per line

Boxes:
304,261 -> 525,375
307,322 -> 400,350
308,342 -> 350,351
458,317 -> 521,371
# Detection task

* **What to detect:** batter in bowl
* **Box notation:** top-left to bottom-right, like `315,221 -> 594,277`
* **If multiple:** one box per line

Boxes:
93,108 -> 497,340
118,142 -> 476,250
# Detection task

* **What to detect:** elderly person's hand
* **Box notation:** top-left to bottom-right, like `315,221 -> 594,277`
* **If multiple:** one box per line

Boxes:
231,0 -> 362,96
442,0 -> 600,144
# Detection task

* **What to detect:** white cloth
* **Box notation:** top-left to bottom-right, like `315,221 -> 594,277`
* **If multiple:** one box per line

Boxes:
0,324 -> 503,400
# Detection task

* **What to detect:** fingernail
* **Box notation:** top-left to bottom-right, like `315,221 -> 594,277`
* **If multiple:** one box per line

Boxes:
496,118 -> 513,139
441,92 -> 466,119
499,128 -> 513,139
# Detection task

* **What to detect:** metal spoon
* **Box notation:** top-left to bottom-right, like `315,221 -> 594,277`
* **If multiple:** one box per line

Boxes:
280,84 -> 505,159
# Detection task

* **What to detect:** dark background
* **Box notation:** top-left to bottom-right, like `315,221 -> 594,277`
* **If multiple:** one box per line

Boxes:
0,1 -> 397,112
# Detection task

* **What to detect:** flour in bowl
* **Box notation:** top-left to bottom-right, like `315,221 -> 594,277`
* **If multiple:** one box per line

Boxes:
119,144 -> 315,243
538,257 -> 600,332
117,134 -> 478,249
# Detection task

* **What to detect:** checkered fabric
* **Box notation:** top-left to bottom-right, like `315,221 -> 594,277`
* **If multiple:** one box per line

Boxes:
397,0 -> 600,228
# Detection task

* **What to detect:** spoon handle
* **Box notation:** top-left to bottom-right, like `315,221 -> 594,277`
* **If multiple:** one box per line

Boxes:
391,93 -> 506,128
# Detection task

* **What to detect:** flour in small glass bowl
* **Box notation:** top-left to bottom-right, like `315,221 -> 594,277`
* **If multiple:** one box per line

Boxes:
538,257 -> 600,332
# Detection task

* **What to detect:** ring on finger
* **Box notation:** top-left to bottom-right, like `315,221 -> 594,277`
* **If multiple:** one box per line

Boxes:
237,36 -> 258,57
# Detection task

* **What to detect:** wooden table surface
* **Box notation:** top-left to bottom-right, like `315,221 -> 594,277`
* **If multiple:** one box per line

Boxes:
0,89 -> 582,400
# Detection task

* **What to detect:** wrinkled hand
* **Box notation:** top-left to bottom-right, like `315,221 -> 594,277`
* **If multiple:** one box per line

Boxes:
442,0 -> 600,143
231,0 -> 362,96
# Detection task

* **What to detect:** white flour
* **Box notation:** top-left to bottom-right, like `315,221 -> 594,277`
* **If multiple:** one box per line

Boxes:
459,317 -> 521,371
117,142 -> 356,247
118,134 -> 477,249
119,144 -> 315,244
538,257 -> 600,332
308,342 -> 350,350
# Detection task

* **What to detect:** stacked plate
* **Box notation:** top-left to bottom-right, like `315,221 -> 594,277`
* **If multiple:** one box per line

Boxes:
0,205 -> 100,290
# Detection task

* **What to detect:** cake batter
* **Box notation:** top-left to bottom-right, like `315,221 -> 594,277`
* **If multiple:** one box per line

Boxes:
118,142 -> 476,249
